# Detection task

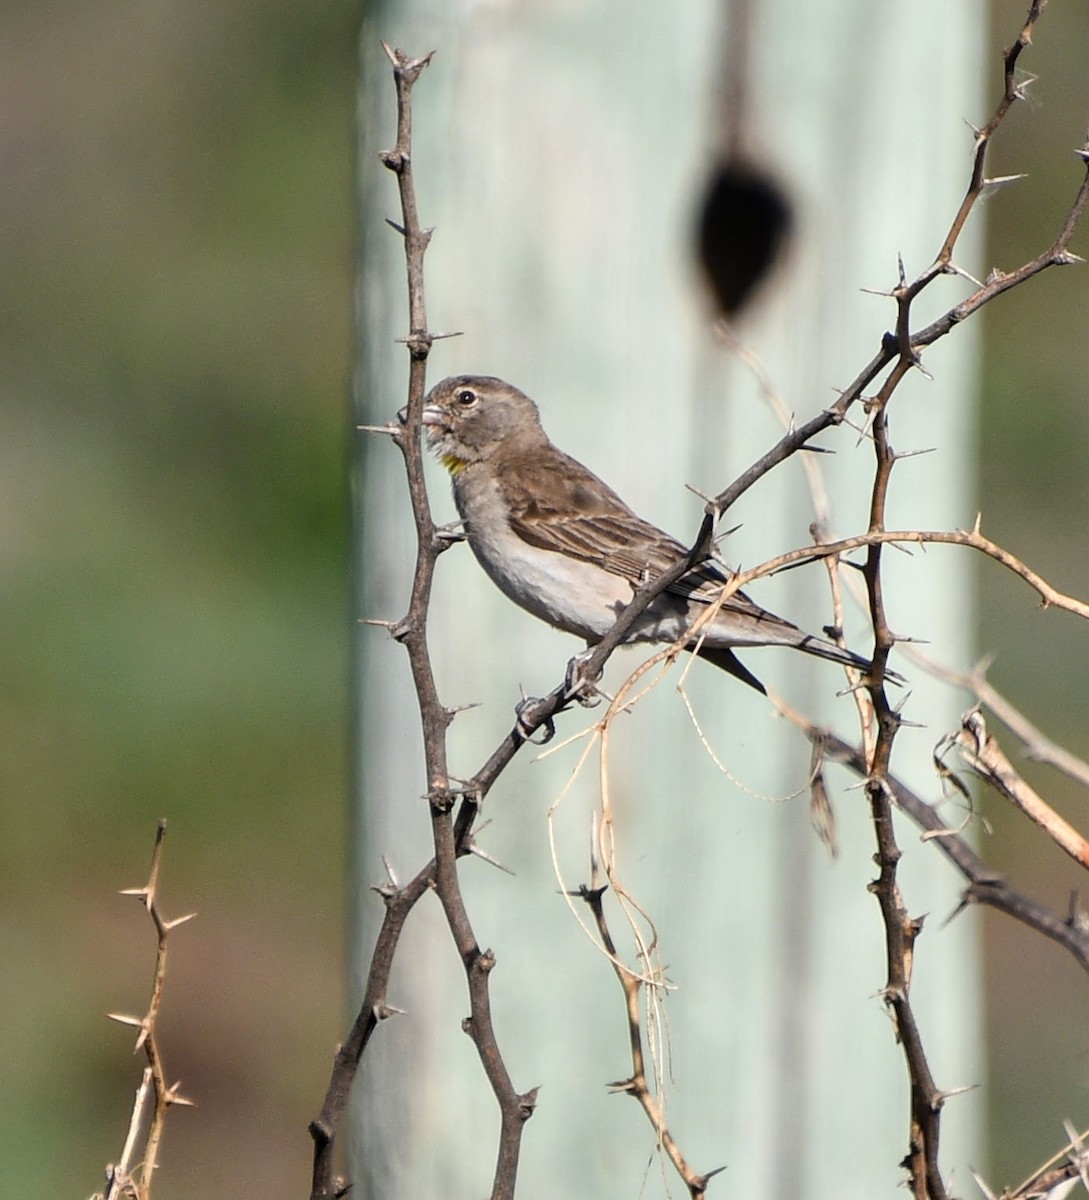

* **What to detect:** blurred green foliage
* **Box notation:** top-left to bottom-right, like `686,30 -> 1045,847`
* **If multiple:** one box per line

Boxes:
977,1 -> 1089,1185
2,2 -> 357,1196
2,1 -> 1088,1196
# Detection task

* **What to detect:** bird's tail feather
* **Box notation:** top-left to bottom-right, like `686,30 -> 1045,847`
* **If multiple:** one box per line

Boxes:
794,634 -> 872,672
695,647 -> 768,694
697,638 -> 897,692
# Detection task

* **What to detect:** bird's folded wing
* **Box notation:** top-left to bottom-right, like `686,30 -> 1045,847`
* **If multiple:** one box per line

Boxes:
500,454 -> 689,583
498,450 -> 785,626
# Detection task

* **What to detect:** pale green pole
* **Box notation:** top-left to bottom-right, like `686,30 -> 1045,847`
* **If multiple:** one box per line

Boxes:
351,3 -> 985,1196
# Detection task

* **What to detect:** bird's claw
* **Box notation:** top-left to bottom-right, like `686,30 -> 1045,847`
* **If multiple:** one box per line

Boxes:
564,651 -> 603,707
515,696 -> 555,744
434,520 -> 466,547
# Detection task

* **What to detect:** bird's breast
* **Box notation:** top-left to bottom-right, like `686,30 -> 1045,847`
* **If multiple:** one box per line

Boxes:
452,470 -> 633,641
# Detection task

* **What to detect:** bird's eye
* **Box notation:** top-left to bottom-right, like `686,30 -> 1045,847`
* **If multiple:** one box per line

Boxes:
456,389 -> 477,408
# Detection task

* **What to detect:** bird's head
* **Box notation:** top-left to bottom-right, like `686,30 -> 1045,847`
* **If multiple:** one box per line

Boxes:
401,375 -> 544,474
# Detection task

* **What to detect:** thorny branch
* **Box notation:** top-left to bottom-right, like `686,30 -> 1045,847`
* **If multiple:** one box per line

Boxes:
915,653 -> 1089,791
731,525 -> 1089,622
941,710 -> 1089,871
989,1118 -> 1089,1200
310,45 -> 534,1200
708,7 -> 1089,529
790,717 -> 1089,978
464,25 -> 1089,817
97,820 -> 195,1200
309,861 -> 434,1199
575,877 -> 722,1200
790,706 -> 1089,1200
794,5 -> 1089,1194
329,3 -> 1089,1198
545,2 -> 1088,1193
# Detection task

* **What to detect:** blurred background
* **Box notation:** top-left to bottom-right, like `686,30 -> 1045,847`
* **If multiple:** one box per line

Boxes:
1,1 -> 1087,1196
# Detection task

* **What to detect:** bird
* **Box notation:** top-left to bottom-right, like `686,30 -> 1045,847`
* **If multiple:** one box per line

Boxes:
403,374 -> 877,695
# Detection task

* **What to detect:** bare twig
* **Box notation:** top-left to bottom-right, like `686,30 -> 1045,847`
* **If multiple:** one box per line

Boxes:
999,1119 -> 1089,1200
309,863 -> 435,1200
918,1 -> 1049,282
707,43 -> 1088,1174
742,525 -> 1089,622
576,877 -> 719,1199
853,336 -> 949,1198
774,701 -> 1089,976
98,820 -> 195,1200
456,0 -> 1089,826
313,46 -> 533,1200
941,710 -> 1089,870
707,11 -> 1089,531
908,651 -> 1089,791
797,15 -> 1083,1193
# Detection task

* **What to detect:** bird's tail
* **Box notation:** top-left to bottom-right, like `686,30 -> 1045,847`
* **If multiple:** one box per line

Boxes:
695,646 -> 768,694
697,638 -> 896,694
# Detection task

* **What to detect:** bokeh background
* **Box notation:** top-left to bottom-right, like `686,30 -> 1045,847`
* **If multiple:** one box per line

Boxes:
2,1 -> 1087,1196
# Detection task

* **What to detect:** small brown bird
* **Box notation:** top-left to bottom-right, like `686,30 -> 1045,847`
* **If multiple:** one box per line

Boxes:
406,375 -> 873,694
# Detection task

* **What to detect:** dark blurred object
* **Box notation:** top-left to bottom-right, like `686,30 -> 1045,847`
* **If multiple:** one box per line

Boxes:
696,158 -> 792,315
695,0 -> 792,317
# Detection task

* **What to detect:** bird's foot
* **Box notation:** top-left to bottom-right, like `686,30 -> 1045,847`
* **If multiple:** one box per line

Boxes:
514,695 -> 556,744
564,649 -> 603,707
430,521 -> 466,556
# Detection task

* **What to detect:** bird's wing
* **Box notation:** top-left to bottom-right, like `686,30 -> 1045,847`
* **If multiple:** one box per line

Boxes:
496,447 -> 786,625
497,449 -> 688,584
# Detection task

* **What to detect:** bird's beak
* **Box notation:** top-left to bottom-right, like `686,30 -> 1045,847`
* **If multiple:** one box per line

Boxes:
396,404 -> 446,427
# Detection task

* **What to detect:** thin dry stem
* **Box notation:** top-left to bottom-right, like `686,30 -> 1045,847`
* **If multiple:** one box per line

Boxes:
101,821 -> 193,1200
719,525 -> 1089,623
577,881 -> 716,1198
1003,1119 -> 1089,1200
775,698 -> 1089,976
941,710 -> 1089,870
908,651 -> 1089,791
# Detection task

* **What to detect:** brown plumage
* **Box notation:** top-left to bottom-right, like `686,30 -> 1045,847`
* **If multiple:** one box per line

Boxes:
406,374 -> 874,694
